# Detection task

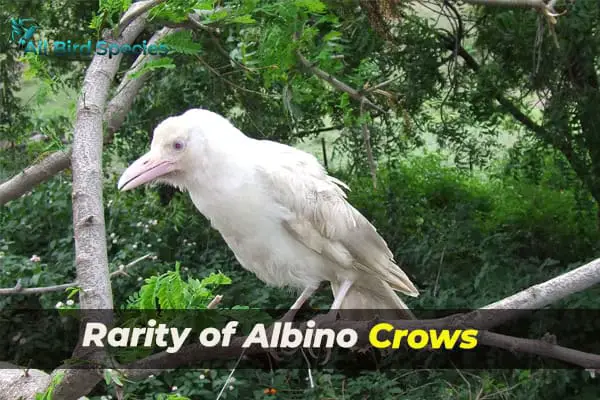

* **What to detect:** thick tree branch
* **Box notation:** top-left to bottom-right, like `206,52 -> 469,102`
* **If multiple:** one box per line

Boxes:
484,259 -> 600,309
124,322 -> 600,378
0,27 -> 172,207
478,330 -> 600,370
71,23 -> 152,311
461,0 -> 566,19
0,368 -> 51,400
124,323 -> 600,374
0,149 -> 72,206
117,0 -> 167,37
125,257 -> 600,376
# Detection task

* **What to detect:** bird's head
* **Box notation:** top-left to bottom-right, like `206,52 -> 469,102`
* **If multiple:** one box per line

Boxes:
117,108 -> 242,192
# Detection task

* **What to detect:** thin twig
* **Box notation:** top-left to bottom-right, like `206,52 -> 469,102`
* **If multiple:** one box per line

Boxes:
296,50 -> 385,114
0,282 -> 76,295
187,12 -> 219,34
364,76 -> 400,93
109,253 -> 153,278
300,348 -> 315,389
360,99 -> 378,189
433,245 -> 446,297
462,0 -> 546,9
187,12 -> 262,73
195,55 -> 274,98
207,295 -> 223,309
215,348 -> 246,400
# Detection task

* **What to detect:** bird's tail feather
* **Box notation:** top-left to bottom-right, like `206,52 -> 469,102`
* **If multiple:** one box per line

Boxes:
330,279 -> 415,320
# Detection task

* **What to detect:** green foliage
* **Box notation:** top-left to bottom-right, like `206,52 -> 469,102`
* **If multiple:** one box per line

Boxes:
127,263 -> 231,309
150,0 -> 204,23
471,1 -> 600,204
160,31 -> 203,56
90,0 -> 132,32
128,58 -> 176,79
341,153 -> 599,308
3,0 -> 600,399
294,0 -> 327,13
103,368 -> 125,387
156,395 -> 191,400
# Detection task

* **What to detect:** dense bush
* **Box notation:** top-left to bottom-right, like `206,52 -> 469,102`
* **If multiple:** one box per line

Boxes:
344,154 -> 600,308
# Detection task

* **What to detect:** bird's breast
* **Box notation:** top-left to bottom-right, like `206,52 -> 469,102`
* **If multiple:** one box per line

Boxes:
189,187 -> 333,288
220,220 -> 334,289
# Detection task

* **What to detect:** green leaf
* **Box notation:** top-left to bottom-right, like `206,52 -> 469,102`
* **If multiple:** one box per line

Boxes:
112,372 -> 123,387
66,286 -> 80,299
322,30 -> 341,43
128,58 -> 176,79
200,272 -> 232,287
127,264 -> 232,310
232,15 -> 256,24
104,369 -> 112,385
160,31 -> 203,55
294,0 -> 327,13
209,9 -> 229,21
89,13 -> 105,31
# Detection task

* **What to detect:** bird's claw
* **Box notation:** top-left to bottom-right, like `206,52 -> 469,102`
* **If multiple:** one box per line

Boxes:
266,309 -> 340,365
264,318 -> 304,362
306,310 -> 340,365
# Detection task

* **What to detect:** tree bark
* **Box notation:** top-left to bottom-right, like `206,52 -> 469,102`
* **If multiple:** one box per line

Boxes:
50,16 -> 150,400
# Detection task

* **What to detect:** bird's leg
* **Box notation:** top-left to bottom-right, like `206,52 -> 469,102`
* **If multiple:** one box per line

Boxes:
318,279 -> 354,331
329,278 -> 354,314
280,286 -> 318,322
309,279 -> 354,363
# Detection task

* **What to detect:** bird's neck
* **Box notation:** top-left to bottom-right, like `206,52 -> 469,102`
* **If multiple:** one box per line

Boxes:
184,137 -> 257,215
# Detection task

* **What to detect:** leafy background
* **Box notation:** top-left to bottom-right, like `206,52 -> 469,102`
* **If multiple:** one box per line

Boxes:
1,0 -> 600,399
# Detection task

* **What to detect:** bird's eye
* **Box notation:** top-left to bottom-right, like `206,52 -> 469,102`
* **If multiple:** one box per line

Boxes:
173,140 -> 184,150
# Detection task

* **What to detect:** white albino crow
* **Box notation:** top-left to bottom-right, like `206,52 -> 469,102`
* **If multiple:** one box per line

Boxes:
118,109 -> 419,319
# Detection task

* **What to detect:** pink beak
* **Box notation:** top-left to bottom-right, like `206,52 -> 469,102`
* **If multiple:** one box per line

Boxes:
118,152 -> 175,191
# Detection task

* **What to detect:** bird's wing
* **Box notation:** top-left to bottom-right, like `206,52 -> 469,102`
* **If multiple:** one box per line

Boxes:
255,141 -> 418,297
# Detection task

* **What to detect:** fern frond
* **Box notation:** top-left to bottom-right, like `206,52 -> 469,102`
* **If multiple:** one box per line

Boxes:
160,31 -> 202,56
